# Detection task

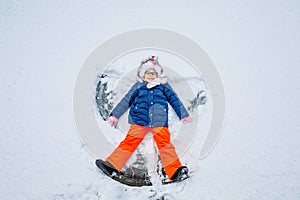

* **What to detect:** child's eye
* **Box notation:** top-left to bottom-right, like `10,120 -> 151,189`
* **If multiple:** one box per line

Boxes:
146,72 -> 157,76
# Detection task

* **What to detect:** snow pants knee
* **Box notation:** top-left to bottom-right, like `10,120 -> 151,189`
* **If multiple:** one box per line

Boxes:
106,124 -> 182,179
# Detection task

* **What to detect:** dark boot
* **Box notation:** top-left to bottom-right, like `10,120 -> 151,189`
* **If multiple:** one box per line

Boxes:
95,159 -> 118,177
170,166 -> 189,182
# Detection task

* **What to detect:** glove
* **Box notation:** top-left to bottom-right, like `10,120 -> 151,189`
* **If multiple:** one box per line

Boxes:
181,116 -> 193,124
108,116 -> 118,127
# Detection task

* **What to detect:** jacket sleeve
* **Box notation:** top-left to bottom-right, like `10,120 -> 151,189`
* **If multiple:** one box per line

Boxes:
164,83 -> 189,120
110,83 -> 139,119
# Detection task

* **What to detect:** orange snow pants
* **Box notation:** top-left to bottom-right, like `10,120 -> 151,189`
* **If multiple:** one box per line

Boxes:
106,124 -> 182,179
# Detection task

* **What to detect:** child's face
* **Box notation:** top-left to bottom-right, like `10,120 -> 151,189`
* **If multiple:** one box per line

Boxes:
143,68 -> 158,82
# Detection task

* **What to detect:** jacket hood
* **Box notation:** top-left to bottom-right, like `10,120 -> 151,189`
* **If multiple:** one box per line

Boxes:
136,55 -> 167,88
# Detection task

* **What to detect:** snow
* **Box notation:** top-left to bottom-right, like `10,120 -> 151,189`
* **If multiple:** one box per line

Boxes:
1,0 -> 300,199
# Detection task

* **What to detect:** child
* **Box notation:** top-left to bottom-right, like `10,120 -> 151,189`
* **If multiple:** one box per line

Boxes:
96,55 -> 193,182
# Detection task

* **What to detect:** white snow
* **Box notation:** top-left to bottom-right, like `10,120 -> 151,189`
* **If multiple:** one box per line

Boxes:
1,0 -> 300,199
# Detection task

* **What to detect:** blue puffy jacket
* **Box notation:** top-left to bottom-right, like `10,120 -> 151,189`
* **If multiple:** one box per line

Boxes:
111,82 -> 189,128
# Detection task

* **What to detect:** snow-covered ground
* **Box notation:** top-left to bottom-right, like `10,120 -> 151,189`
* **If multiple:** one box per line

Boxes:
1,0 -> 299,199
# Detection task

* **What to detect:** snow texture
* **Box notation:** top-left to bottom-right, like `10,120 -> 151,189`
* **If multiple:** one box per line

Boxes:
1,0 -> 300,199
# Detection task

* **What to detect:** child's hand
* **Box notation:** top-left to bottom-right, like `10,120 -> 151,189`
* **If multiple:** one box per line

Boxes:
108,116 -> 118,127
181,116 -> 193,124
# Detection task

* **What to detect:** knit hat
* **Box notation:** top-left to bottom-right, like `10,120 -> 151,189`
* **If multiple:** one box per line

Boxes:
137,55 -> 167,88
